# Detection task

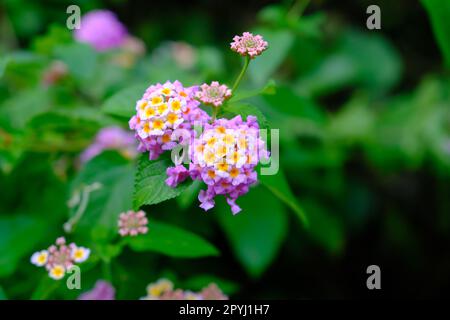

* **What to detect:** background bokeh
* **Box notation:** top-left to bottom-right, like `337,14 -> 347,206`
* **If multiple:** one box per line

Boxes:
1,0 -> 450,299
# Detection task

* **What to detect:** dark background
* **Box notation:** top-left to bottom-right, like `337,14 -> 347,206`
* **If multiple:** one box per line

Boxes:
1,0 -> 449,299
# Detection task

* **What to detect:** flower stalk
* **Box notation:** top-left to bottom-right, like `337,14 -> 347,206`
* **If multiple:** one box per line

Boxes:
232,55 -> 251,93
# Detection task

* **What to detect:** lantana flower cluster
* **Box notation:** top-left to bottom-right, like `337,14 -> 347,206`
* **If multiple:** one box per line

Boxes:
31,237 -> 90,280
118,210 -> 149,237
78,280 -> 115,300
141,278 -> 228,300
230,32 -> 268,58
74,10 -> 128,52
167,115 -> 268,214
129,32 -> 269,214
129,81 -> 210,160
80,126 -> 137,164
196,81 -> 232,107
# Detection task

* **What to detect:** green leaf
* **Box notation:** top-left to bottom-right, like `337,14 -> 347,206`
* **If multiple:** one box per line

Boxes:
228,80 -> 277,104
221,102 -> 269,130
127,220 -> 219,258
0,215 -> 47,277
297,30 -> 401,96
133,155 -> 190,210
197,46 -> 225,78
0,52 -> 45,86
422,0 -> 450,67
32,24 -> 73,55
176,180 -> 203,209
31,275 -> 62,300
68,151 -> 135,242
54,42 -> 98,80
95,243 -> 124,263
28,107 -> 115,131
327,94 -> 375,144
0,88 -> 51,131
301,200 -> 345,254
248,29 -> 294,85
217,186 -> 288,278
263,85 -> 326,123
0,286 -> 6,300
102,83 -> 148,118
260,168 -> 309,227
0,57 -> 9,78
295,13 -> 327,39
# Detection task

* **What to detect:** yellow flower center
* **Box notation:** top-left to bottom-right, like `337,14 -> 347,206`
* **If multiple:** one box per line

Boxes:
207,170 -> 216,179
51,266 -> 64,278
196,144 -> 204,153
162,134 -> 171,143
238,138 -> 247,149
207,137 -> 217,147
167,113 -> 179,125
223,134 -> 235,145
157,103 -> 168,114
139,101 -> 148,110
217,163 -> 229,171
74,249 -> 84,259
151,96 -> 163,105
216,126 -> 226,134
171,100 -> 181,111
145,107 -> 155,117
205,152 -> 215,163
217,145 -> 227,158
230,167 -> 240,178
37,254 -> 47,264
143,122 -> 151,133
152,119 -> 164,130
149,286 -> 163,297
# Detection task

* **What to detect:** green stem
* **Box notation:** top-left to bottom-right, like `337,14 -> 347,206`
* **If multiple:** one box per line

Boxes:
211,107 -> 219,121
64,183 -> 102,233
231,56 -> 251,93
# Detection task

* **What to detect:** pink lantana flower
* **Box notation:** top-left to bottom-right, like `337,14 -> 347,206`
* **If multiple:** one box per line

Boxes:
230,32 -> 268,58
78,280 -> 116,300
118,210 -> 149,237
30,237 -> 90,280
141,278 -> 228,300
80,126 -> 137,164
129,80 -> 210,160
74,10 -> 128,52
165,165 -> 189,188
196,81 -> 232,107
165,115 -> 268,214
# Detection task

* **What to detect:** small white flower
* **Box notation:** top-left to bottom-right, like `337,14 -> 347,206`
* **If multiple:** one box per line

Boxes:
146,278 -> 173,297
137,122 -> 152,139
139,105 -> 156,121
136,99 -> 148,112
160,83 -> 174,96
71,246 -> 90,263
185,291 -> 203,300
31,250 -> 48,267
149,119 -> 166,136
49,265 -> 65,280
149,94 -> 164,106
168,98 -> 186,114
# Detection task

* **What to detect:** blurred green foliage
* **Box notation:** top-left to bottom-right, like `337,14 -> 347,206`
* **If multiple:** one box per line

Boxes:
1,0 -> 450,299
